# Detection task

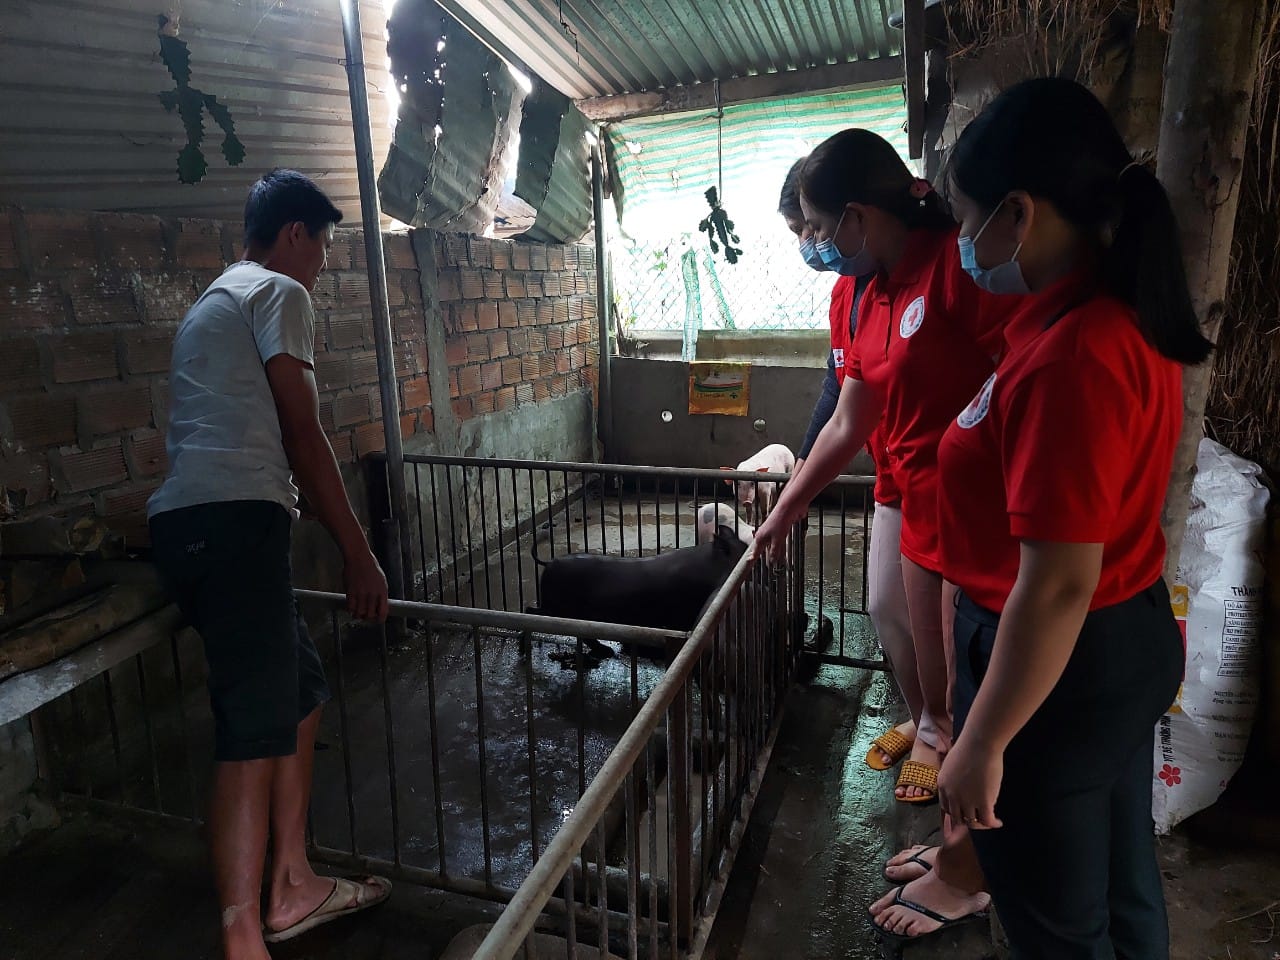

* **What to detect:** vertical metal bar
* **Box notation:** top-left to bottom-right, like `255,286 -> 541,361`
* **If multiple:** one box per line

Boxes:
377,620 -> 402,866
529,469 -> 542,609
414,466 -> 429,603
669,684 -> 692,945
563,870 -> 579,960
563,470 -> 574,556
838,485 -> 848,657
429,464 -> 446,602
513,468 -> 528,614
654,479 -> 663,554
478,466 -> 494,610
576,636 -> 587,797
134,653 -> 163,813
599,470 -> 608,555
626,769 -> 640,960
616,470 -> 627,555
331,611 -> 358,853
646,742 -> 660,959
338,0 -> 411,598
596,821 -> 609,956
101,671 -> 124,803
168,632 -> 199,819
424,623 -> 448,876
544,470 -> 557,560
445,466 -> 461,606
815,499 -> 825,645
472,627 -> 493,885
462,467 -> 478,608
69,685 -> 95,800
862,486 -> 872,616
592,136 -> 614,453
634,477 -> 644,557
495,466 -> 510,611
525,644 -> 540,861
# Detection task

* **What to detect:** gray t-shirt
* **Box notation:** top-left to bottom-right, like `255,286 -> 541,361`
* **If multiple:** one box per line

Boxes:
148,261 -> 316,518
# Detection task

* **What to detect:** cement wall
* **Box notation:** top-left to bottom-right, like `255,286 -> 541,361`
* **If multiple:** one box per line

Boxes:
607,357 -> 875,475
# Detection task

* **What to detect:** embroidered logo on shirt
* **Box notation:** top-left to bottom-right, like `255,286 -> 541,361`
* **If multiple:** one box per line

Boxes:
899,296 -> 926,338
957,373 -> 997,429
833,347 -> 844,367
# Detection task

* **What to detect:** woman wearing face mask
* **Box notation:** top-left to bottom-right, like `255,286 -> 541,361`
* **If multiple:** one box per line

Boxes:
931,77 -> 1209,956
779,158 -> 918,774
756,128 -> 1018,938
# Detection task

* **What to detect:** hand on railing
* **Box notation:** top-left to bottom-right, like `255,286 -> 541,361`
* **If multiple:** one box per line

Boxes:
750,501 -> 802,568
343,547 -> 390,622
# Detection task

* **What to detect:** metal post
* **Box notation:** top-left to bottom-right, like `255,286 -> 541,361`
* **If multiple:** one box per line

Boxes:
338,0 -> 413,599
591,136 -> 614,455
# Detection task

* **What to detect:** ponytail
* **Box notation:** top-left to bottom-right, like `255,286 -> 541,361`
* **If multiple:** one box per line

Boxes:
950,77 -> 1214,365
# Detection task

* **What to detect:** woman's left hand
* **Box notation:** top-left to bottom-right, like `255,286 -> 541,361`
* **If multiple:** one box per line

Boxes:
937,736 -> 1005,830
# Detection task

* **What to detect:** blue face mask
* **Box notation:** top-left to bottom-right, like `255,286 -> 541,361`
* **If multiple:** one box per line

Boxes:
799,236 -> 828,272
815,209 -> 878,277
958,201 -> 1030,295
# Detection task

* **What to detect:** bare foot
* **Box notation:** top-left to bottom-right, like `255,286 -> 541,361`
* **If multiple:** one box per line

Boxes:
896,739 -> 939,800
869,871 -> 990,938
883,844 -> 937,883
873,719 -> 917,767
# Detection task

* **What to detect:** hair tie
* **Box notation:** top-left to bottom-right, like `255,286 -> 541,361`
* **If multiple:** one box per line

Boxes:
1119,160 -> 1144,180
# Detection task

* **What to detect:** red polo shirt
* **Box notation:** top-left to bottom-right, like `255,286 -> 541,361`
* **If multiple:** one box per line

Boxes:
845,227 -> 1012,570
830,276 -> 899,505
936,271 -> 1182,613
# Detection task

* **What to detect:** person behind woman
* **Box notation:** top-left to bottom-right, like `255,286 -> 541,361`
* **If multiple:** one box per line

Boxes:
778,157 -> 919,773
917,76 -> 1211,956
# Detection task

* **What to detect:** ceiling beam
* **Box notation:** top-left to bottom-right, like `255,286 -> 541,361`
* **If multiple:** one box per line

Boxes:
902,0 -> 927,159
576,56 -> 905,123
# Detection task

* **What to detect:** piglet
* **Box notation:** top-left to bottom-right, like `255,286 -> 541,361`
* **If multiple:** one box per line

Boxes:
695,502 -> 752,545
722,443 -> 795,528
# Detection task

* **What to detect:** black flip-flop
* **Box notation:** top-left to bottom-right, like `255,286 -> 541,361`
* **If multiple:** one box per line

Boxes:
881,845 -> 937,883
868,885 -> 988,945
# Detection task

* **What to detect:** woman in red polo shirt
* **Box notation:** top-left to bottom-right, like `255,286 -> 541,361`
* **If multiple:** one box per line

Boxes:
904,77 -> 1211,955
778,158 -> 920,775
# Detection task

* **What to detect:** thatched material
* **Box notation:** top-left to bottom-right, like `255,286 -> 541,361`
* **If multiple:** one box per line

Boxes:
1205,1 -> 1280,478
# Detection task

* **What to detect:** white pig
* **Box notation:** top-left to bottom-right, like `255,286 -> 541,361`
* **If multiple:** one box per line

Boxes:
722,443 -> 795,528
696,502 -> 752,545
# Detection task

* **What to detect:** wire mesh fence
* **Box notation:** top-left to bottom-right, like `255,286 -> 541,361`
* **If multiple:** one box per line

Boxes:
610,228 -> 837,340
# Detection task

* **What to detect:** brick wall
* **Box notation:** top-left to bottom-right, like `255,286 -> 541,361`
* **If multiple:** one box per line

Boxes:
0,206 -> 597,552
435,234 -> 600,422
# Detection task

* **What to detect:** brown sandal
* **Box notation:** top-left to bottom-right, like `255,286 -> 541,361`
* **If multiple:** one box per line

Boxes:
263,875 -> 391,943
895,760 -> 939,805
865,727 -> 914,771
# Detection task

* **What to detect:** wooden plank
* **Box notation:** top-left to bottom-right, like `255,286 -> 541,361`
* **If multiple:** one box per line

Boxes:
576,56 -> 905,122
902,0 -> 926,160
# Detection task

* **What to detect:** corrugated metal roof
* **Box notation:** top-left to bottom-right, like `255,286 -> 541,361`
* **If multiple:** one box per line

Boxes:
437,0 -> 901,100
0,0 -> 393,222
514,85 -> 593,244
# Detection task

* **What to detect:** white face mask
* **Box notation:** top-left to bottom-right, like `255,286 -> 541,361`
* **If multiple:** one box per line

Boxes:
957,200 -> 1030,296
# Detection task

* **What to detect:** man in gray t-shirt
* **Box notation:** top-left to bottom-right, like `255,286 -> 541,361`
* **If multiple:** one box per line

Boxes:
149,170 -> 390,955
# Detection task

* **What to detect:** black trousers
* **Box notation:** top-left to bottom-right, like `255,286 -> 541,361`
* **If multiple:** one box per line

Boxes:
953,582 -> 1183,960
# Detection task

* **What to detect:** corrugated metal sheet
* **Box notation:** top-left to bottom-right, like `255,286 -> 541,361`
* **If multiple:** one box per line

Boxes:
438,0 -> 901,100
0,0 -> 392,222
378,0 -> 521,231
513,85 -> 593,244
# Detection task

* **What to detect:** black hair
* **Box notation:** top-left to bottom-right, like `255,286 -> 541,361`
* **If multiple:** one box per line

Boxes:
778,157 -> 806,220
243,169 -> 343,249
800,128 -> 954,230
949,77 -> 1213,365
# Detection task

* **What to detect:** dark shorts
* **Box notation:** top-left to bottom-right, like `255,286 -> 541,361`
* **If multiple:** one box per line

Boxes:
150,500 -> 330,762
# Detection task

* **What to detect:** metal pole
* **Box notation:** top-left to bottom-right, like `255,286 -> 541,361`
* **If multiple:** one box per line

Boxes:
338,0 -> 413,599
590,136 -> 614,455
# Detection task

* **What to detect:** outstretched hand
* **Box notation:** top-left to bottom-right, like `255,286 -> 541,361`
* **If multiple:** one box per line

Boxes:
751,504 -> 798,568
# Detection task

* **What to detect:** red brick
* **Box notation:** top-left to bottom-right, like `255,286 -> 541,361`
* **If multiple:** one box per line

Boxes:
482,270 -> 504,299
517,300 -> 537,326
135,272 -> 202,321
529,245 -> 549,271
51,332 -> 119,383
51,440 -> 129,493
384,233 -> 416,270
495,386 -> 515,410
0,454 -> 52,508
310,275 -> 339,311
524,274 -> 544,298
443,234 -> 469,266
96,213 -> 168,270
78,384 -> 153,437
547,245 -> 567,271
583,296 -> 597,319
400,272 -> 423,307
125,431 -> 167,479
401,376 -> 431,410
458,364 -> 482,396
66,270 -> 139,325
330,431 -> 355,463
0,275 -> 69,330
538,354 -> 557,378
174,220 -> 227,269
459,268 -> 484,300
570,345 -> 587,368
313,353 -> 348,391
549,375 -> 568,398
480,361 -> 503,391
350,230 -> 369,268
448,370 -> 460,399
476,302 -> 499,331
419,407 -> 434,433
336,272 -> 372,311
519,355 -> 538,381
399,340 -> 428,377
465,332 -> 490,363
8,393 -> 76,448
326,232 -> 355,271
331,393 -> 372,428
25,210 -> 95,270
554,300 -> 571,324
556,351 -> 572,374
532,379 -> 552,402
392,308 -> 423,342
546,328 -> 564,350
498,301 -> 518,328
515,382 -> 534,404
535,301 -> 555,325
467,237 -> 492,269
543,273 -> 563,297
349,351 -> 379,386
505,274 -> 527,298
472,392 -> 496,415
0,209 -> 18,269
152,379 -> 170,430
511,244 -> 532,270
437,271 -> 461,302
121,330 -> 173,375
450,397 -> 476,421
575,273 -> 592,296
0,337 -> 43,390
569,295 -> 587,320
327,312 -> 368,349
317,399 -> 335,432
445,337 -> 468,366
508,330 -> 530,353
98,482 -> 160,519
490,242 -> 512,271
400,412 -> 418,438
488,331 -> 509,358
501,357 -> 522,386
355,422 -> 386,458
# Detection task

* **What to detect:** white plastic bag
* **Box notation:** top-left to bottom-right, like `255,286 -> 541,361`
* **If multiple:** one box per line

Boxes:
1153,438 -> 1269,834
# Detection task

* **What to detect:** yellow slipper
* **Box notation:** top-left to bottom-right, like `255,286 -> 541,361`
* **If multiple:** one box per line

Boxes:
895,759 -> 939,805
865,726 -> 914,771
